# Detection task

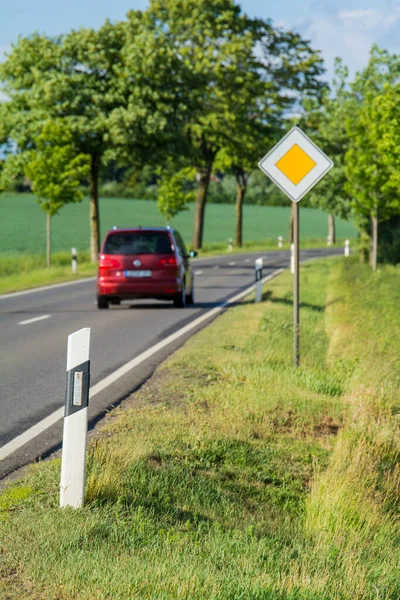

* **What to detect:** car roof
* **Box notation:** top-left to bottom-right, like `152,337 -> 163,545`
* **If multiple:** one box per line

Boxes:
105,227 -> 176,234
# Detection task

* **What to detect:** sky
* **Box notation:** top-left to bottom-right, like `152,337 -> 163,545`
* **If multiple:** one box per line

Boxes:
1,0 -> 400,97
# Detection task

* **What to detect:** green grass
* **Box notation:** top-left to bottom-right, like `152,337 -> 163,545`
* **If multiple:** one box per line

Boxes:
0,252 -> 97,295
1,257 -> 398,599
1,193 -> 357,255
198,238 -> 348,256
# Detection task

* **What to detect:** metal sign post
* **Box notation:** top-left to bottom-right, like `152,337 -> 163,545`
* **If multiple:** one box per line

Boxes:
293,203 -> 300,366
258,126 -> 333,367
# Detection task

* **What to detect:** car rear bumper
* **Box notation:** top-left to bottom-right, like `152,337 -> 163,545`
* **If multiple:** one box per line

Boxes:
97,277 -> 182,298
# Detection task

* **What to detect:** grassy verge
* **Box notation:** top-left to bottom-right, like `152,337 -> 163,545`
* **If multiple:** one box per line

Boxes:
0,252 -> 97,295
197,238 -> 347,257
1,257 -> 399,599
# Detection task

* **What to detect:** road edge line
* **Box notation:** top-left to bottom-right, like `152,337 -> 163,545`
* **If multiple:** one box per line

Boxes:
0,268 -> 283,462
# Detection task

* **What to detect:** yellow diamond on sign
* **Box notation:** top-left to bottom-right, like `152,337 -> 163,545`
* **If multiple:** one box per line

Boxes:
275,144 -> 317,185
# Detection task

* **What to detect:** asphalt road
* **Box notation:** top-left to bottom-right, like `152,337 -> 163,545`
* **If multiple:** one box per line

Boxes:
0,248 -> 342,478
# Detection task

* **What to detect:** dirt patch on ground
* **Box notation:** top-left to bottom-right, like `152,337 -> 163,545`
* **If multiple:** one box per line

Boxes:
314,415 -> 341,437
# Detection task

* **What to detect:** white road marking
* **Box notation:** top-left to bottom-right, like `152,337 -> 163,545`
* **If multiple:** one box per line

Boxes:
0,268 -> 284,461
0,277 -> 96,301
228,261 -> 236,266
245,259 -> 250,263
18,315 -> 51,326
213,265 -> 219,269
195,270 -> 203,275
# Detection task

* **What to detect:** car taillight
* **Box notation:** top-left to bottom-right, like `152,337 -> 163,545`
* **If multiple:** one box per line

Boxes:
99,256 -> 120,269
159,257 -> 178,267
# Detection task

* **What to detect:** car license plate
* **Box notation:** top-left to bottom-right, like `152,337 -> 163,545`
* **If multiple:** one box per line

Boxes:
124,270 -> 152,278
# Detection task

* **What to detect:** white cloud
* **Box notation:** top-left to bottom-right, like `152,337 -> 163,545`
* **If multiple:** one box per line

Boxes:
338,9 -> 376,19
296,7 -> 400,82
338,7 -> 400,30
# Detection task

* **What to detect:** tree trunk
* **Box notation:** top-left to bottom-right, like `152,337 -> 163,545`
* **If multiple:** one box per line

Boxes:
90,154 -> 101,263
289,204 -> 294,244
192,164 -> 212,250
46,213 -> 51,269
370,213 -> 378,272
235,172 -> 247,247
328,214 -> 336,244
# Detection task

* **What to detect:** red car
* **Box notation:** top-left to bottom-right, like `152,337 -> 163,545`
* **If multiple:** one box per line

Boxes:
97,227 -> 197,309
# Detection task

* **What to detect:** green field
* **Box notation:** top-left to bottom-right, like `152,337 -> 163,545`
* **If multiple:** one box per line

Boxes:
1,194 -> 357,255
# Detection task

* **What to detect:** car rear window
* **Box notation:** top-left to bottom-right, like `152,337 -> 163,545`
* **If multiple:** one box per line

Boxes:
103,231 -> 173,255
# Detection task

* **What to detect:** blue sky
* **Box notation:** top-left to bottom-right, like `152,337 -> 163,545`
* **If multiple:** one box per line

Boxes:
1,0 -> 400,90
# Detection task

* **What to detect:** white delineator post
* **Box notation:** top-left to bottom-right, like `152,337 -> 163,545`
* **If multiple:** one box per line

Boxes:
228,238 -> 233,252
71,247 -> 78,274
60,328 -> 91,509
255,257 -> 263,303
344,239 -> 350,257
278,236 -> 283,248
290,243 -> 295,274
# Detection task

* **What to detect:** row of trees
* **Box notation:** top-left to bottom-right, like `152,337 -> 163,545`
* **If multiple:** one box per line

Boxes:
302,46 -> 400,270
0,0 -> 325,260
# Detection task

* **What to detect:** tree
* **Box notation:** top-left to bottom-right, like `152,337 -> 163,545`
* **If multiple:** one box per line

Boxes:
137,8 -> 326,248
345,85 -> 400,270
1,121 -> 89,267
0,18 -> 184,262
141,0 -> 262,249
344,47 -> 400,270
158,0 -> 326,249
0,25 -> 124,261
157,166 -> 195,224
300,59 -> 353,245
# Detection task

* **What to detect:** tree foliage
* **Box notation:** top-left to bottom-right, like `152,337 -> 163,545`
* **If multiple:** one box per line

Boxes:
157,166 -> 195,223
0,1 -> 330,256
24,121 -> 89,215
143,0 -> 326,249
300,59 -> 352,221
0,18 -> 185,261
344,46 -> 400,268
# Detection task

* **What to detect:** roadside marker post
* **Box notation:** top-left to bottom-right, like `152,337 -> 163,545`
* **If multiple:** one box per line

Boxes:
255,258 -> 263,303
258,126 -> 333,367
228,238 -> 233,252
344,240 -> 350,257
290,243 -> 295,274
60,328 -> 91,509
71,247 -> 78,274
278,236 -> 283,248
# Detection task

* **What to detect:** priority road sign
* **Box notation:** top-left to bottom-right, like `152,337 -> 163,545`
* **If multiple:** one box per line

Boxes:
258,126 -> 333,368
258,126 -> 333,203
